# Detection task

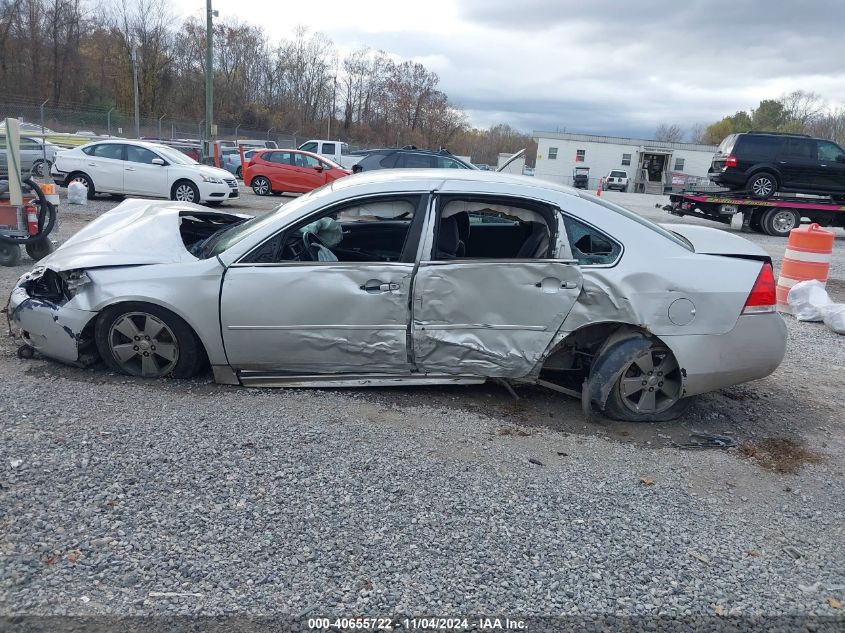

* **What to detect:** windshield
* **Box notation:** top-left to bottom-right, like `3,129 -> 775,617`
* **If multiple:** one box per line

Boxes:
585,195 -> 693,251
201,188 -> 327,258
155,146 -> 199,165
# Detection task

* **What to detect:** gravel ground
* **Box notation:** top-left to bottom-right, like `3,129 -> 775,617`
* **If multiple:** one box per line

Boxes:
0,187 -> 843,620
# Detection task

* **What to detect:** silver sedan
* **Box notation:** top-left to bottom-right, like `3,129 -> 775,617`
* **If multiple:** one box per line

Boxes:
8,170 -> 787,422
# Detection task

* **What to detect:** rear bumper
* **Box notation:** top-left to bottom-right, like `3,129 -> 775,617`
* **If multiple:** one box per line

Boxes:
663,313 -> 787,397
708,169 -> 745,187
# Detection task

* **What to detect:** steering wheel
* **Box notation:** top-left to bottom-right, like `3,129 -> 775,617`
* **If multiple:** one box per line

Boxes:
302,231 -> 331,261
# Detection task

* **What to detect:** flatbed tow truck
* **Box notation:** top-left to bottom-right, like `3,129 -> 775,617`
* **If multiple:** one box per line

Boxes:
667,191 -> 845,237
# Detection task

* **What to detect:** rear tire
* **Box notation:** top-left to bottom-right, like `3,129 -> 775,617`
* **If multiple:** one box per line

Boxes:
236,166 -> 243,179
68,172 -> 95,199
761,207 -> 800,237
95,302 -> 205,379
251,176 -> 272,196
602,344 -> 691,422
746,172 -> 778,199
30,159 -> 51,178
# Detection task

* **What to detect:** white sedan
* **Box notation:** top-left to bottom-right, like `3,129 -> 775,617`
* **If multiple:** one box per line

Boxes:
51,140 -> 238,205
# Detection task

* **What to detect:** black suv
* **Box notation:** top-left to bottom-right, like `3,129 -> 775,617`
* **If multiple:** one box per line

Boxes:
352,146 -> 475,172
708,132 -> 845,198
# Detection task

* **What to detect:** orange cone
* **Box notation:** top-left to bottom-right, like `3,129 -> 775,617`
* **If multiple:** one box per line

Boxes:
596,178 -> 603,197
776,223 -> 834,313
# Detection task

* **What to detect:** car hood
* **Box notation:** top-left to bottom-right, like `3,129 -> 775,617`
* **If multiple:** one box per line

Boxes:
38,198 -> 248,271
197,165 -> 233,180
660,223 -> 768,257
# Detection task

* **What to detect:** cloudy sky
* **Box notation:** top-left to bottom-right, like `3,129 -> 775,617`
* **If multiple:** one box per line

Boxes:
172,0 -> 845,139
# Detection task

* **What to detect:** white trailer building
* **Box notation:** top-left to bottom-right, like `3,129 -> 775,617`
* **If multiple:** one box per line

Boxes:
532,131 -> 717,194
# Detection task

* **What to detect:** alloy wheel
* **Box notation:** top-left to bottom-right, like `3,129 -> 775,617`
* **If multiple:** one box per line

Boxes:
174,183 -> 197,202
107,312 -> 179,377
253,177 -> 270,195
751,176 -> 774,197
617,347 -> 683,415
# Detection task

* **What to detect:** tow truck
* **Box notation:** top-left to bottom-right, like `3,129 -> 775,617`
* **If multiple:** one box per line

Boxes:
667,190 -> 845,237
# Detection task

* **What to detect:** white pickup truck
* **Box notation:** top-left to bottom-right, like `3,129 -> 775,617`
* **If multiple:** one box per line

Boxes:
298,140 -> 366,170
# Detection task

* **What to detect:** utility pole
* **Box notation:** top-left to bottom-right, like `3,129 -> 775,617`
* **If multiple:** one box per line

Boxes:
39,99 -> 48,171
131,46 -> 140,139
205,0 -> 217,161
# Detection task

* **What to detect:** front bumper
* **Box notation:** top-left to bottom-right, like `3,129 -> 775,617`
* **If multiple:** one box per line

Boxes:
8,285 -> 96,365
198,179 -> 239,202
663,313 -> 787,397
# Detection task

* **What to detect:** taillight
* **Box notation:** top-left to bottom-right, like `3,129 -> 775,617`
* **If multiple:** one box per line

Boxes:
742,263 -> 776,314
725,155 -> 738,168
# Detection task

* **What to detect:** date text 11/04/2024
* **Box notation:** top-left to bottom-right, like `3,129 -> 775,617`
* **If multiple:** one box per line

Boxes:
307,617 -> 527,630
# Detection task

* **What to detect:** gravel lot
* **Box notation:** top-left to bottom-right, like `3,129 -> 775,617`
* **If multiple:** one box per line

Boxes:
1,187 -> 843,621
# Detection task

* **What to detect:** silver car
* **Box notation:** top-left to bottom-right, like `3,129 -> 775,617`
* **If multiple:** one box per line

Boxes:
8,170 -> 787,422
0,136 -> 60,177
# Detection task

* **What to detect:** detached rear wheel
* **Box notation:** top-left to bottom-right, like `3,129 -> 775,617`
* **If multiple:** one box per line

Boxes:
603,345 -> 690,422
95,303 -> 205,379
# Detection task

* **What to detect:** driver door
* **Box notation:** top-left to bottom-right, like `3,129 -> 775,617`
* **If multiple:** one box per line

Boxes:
219,194 -> 426,374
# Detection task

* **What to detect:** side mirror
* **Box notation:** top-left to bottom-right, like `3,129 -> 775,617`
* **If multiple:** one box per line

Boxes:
151,158 -> 165,166
314,165 -> 324,172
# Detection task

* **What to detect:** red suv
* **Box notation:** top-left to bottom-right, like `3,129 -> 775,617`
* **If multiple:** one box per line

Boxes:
244,149 -> 350,195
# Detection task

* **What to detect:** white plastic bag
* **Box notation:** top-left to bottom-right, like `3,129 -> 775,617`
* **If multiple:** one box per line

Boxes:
66,181 -> 87,205
821,303 -> 845,335
787,279 -> 831,322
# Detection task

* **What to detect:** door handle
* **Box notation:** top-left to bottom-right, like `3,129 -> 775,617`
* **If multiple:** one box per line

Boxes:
820,164 -> 828,168
560,281 -> 578,289
125,167 -> 136,171
778,161 -> 786,164
88,163 -> 96,166
359,280 -> 400,293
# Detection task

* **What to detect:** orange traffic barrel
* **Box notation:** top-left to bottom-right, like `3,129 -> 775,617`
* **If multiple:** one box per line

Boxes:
776,223 -> 834,313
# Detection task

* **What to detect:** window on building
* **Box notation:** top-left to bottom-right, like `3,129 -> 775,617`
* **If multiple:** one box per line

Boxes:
548,147 -> 558,160
621,153 -> 632,166
575,149 -> 586,162
673,158 -> 685,171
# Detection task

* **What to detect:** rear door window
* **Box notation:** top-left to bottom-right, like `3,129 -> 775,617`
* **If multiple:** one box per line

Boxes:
378,153 -> 399,168
400,153 -> 434,168
91,143 -> 125,160
784,138 -> 816,160
268,152 -> 292,165
322,143 -> 336,155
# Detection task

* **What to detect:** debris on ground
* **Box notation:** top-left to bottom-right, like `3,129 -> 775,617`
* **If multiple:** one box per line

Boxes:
496,426 -> 531,437
690,551 -> 711,566
639,476 -> 655,486
826,597 -> 843,609
674,431 -> 737,449
740,438 -> 826,473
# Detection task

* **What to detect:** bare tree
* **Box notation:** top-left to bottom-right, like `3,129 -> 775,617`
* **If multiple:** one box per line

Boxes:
654,123 -> 684,143
779,90 -> 826,127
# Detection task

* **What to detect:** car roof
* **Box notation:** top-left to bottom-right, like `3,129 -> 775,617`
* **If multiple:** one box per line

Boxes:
332,168 -> 580,198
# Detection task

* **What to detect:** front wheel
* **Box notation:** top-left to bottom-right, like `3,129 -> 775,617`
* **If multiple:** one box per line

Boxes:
251,176 -> 272,196
603,345 -> 691,422
94,302 -> 205,379
747,172 -> 777,198
236,166 -> 243,180
172,180 -> 200,203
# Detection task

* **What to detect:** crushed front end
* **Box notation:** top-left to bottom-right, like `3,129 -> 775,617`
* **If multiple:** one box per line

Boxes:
7,267 -> 98,365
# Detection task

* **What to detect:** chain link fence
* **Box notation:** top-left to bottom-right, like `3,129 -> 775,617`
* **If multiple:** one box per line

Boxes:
0,96 -> 305,149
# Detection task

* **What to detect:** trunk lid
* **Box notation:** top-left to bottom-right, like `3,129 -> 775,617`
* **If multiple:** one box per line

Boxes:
660,223 -> 769,259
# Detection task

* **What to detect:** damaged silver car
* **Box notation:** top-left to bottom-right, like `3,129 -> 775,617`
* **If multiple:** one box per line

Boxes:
7,170 -> 787,421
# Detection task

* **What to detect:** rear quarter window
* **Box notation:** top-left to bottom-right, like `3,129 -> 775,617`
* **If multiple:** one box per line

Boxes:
736,135 -> 782,160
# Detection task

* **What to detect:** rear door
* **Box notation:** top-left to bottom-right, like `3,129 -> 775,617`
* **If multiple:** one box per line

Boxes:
263,151 -> 293,191
411,192 -> 583,378
85,143 -> 126,192
777,137 -> 817,188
